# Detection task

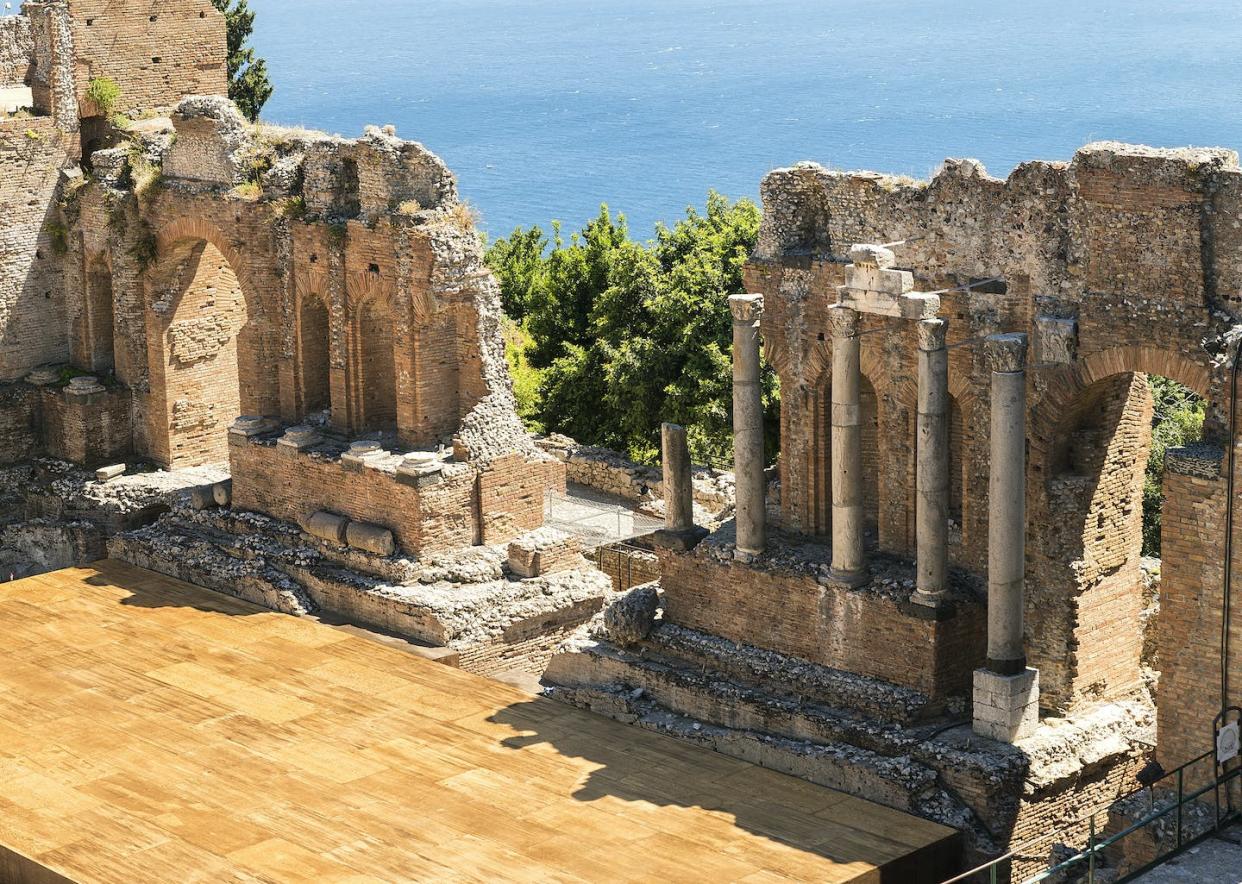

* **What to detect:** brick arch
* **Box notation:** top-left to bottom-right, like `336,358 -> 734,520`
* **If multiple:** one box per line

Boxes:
155,217 -> 250,292
1031,345 -> 1210,472
145,217 -> 280,467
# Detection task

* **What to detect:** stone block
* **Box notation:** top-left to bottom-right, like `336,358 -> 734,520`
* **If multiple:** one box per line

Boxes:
973,667 -> 1040,743
346,521 -> 396,556
304,511 -> 349,544
189,485 -> 217,511
212,480 -> 232,507
507,527 -> 581,578
1036,316 -> 1078,364
95,464 -> 125,482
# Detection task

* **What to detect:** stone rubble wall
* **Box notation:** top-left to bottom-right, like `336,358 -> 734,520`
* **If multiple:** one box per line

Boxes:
535,433 -> 734,513
0,15 -> 33,87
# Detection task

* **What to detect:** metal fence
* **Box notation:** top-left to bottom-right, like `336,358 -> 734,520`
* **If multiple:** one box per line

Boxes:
942,747 -> 1241,884
543,489 -> 662,544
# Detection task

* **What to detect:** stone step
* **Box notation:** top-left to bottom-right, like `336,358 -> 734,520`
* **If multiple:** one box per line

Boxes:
544,675 -> 976,828
108,517 -> 314,615
642,621 -> 937,725
545,635 -> 940,759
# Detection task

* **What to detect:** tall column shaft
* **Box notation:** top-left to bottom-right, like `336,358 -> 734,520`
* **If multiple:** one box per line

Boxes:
661,422 -> 694,533
986,333 -> 1028,673
829,305 -> 868,584
730,294 -> 766,557
913,318 -> 949,607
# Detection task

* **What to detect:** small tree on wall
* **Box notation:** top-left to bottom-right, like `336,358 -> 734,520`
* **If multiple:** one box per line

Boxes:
211,0 -> 273,122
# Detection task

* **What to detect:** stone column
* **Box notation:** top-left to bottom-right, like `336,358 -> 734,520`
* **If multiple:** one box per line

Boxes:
730,294 -> 766,558
973,332 -> 1040,743
654,422 -> 707,550
829,305 -> 868,586
912,318 -> 949,608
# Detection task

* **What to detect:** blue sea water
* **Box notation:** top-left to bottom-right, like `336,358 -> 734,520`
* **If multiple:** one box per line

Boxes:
136,2 -> 1242,236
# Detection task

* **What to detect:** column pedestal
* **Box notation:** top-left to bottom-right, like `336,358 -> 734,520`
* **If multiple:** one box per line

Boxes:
654,422 -> 707,551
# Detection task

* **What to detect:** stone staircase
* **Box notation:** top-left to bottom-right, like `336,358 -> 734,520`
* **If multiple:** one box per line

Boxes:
111,502 -> 611,676
543,605 -> 1030,863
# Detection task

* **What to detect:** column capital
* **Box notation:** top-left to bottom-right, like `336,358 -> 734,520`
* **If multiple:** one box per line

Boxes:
729,293 -> 764,324
917,318 -> 948,352
828,303 -> 860,339
985,333 -> 1028,373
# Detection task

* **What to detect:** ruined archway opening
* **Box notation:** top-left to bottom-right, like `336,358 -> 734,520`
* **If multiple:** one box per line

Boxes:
85,261 -> 115,373
154,239 -> 263,467
297,292 -> 331,419
1143,375 -> 1205,558
860,376 -> 879,538
356,296 -> 397,431
948,395 -> 965,533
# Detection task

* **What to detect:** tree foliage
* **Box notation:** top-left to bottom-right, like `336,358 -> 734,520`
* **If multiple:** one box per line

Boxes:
1142,375 -> 1205,556
211,0 -> 273,121
486,193 -> 778,467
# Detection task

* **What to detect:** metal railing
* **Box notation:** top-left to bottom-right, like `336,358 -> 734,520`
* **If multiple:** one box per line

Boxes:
591,541 -> 658,592
941,750 -> 1240,884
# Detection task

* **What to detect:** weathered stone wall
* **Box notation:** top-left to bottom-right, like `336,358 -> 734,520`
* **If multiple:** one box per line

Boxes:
1157,444 -> 1242,778
64,0 -> 226,116
0,15 -> 33,87
0,382 -> 39,464
745,142 -> 1239,716
659,544 -> 985,700
39,383 -> 130,466
0,117 -> 71,381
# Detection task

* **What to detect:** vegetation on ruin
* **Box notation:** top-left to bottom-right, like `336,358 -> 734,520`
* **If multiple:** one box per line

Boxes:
1143,375 -> 1205,556
211,0 -> 273,122
85,77 -> 121,117
486,192 -> 778,466
43,222 -> 69,256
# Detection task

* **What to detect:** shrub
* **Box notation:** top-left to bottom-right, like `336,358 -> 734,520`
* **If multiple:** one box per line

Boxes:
86,77 -> 121,116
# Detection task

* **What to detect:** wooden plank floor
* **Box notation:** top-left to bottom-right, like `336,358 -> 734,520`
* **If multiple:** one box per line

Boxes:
0,561 -> 958,883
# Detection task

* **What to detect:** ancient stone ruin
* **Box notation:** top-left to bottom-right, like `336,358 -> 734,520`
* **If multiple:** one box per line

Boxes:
1,1 -> 1239,880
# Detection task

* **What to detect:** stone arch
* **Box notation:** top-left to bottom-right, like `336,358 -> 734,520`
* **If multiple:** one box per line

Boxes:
349,288 -> 398,432
145,219 -> 277,467
296,288 -> 332,419
82,252 -> 115,373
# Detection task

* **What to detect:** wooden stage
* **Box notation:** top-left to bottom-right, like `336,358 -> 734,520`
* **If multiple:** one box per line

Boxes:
0,561 -> 959,882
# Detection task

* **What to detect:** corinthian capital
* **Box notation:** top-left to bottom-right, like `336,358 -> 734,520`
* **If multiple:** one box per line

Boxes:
828,304 -> 860,339
985,333 -> 1028,373
917,318 -> 948,351
729,293 -> 764,324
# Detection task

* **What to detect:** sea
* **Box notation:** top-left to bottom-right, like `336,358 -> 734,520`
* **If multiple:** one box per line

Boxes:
82,2 -> 1242,237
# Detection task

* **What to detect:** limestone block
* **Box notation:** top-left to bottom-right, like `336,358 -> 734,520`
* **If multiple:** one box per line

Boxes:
189,485 -> 217,511
507,527 -> 580,578
304,511 -> 349,544
1036,316 -> 1078,365
603,583 -> 660,646
973,667 -> 1040,743
346,521 -> 396,556
95,464 -> 125,482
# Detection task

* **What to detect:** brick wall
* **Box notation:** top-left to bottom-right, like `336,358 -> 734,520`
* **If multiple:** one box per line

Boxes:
229,437 -> 564,556
0,118 -> 70,381
0,382 -> 40,464
659,549 -> 986,699
1157,451 -> 1242,778
66,0 -> 226,116
39,385 -> 131,467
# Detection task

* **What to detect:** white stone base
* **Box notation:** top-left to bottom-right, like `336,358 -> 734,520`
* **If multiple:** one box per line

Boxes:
973,667 -> 1040,743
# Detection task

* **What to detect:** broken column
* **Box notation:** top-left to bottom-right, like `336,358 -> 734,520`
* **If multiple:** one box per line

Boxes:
654,422 -> 707,550
729,293 -> 766,558
912,318 -> 949,608
973,332 -> 1039,743
829,304 -> 868,586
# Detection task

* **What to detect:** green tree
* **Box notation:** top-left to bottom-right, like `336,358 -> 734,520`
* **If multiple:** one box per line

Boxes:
486,192 -> 776,467
211,0 -> 273,121
1142,375 -> 1205,556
